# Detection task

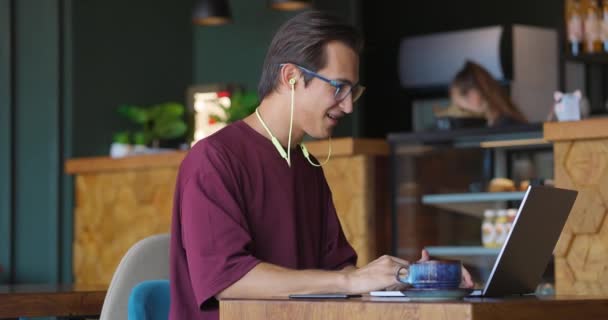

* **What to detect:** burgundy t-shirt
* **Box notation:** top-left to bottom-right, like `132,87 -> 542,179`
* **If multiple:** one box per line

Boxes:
169,121 -> 357,320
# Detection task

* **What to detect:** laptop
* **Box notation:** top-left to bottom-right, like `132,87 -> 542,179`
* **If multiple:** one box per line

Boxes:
372,185 -> 578,298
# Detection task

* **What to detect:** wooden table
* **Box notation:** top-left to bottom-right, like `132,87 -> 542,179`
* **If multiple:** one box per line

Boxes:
220,295 -> 608,320
0,284 -> 106,319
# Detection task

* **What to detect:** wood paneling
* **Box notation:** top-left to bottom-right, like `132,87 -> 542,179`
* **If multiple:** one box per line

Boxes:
305,138 -> 389,158
544,118 -> 608,142
65,152 -> 187,174
72,168 -> 177,286
546,119 -> 608,295
322,155 -> 389,266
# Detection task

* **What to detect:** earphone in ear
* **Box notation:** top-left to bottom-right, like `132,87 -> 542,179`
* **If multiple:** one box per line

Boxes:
289,78 -> 296,86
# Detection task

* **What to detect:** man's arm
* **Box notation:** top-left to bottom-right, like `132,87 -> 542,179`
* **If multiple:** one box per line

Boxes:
216,255 -> 409,299
339,265 -> 357,273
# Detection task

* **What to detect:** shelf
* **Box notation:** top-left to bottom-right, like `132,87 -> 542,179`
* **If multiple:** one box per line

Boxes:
565,52 -> 608,64
418,192 -> 526,217
422,191 -> 526,203
424,246 -> 500,256
387,123 -> 544,146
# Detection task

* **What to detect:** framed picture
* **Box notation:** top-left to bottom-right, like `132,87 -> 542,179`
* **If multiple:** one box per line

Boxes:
186,84 -> 241,145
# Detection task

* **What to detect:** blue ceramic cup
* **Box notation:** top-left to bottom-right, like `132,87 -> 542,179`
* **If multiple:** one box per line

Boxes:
397,260 -> 462,289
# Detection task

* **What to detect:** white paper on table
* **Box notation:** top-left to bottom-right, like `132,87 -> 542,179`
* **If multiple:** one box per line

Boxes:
369,291 -> 407,297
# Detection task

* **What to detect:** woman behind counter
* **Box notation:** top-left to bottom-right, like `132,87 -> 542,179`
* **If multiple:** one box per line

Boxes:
450,61 -> 527,127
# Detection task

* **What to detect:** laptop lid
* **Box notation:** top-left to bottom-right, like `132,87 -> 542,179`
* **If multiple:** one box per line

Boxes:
481,186 -> 578,297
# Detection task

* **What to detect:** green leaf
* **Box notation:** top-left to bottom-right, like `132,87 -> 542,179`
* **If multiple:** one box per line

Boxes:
117,105 -> 149,124
132,131 -> 149,145
112,131 -> 130,144
153,120 -> 187,140
116,101 -> 188,145
158,102 -> 185,118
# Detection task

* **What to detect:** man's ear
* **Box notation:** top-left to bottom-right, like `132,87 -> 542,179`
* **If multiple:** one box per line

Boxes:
279,64 -> 300,90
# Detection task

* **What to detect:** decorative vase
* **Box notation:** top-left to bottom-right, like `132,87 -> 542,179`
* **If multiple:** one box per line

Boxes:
110,142 -> 131,158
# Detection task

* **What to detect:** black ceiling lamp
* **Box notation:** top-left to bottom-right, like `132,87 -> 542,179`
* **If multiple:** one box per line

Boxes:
193,0 -> 232,26
269,0 -> 312,11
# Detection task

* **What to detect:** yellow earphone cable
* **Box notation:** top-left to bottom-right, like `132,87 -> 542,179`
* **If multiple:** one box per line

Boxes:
300,137 -> 331,167
287,78 -> 295,167
254,76 -> 332,167
255,108 -> 289,164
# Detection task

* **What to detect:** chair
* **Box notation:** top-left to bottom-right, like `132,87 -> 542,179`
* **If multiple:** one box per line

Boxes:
99,234 -> 170,320
128,279 -> 170,320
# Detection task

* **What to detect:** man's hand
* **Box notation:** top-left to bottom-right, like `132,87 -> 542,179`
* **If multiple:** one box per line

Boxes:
383,249 -> 430,291
344,255 -> 410,293
461,265 -> 474,288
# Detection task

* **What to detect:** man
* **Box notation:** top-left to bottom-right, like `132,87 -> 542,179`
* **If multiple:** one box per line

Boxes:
169,11 -> 472,320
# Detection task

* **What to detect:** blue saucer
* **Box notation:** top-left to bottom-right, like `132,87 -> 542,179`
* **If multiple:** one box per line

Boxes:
401,288 -> 473,301
411,281 -> 461,289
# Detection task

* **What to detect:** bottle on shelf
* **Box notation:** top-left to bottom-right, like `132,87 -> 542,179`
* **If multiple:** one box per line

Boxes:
494,209 -> 509,247
602,0 -> 608,52
482,209 -> 497,248
585,0 -> 603,53
568,0 -> 584,56
505,208 -> 517,237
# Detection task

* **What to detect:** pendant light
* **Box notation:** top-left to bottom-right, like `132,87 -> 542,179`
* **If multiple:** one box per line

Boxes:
193,0 -> 232,26
269,0 -> 312,11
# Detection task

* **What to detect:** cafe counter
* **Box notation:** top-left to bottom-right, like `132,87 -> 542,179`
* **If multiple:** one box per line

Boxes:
545,118 -> 608,295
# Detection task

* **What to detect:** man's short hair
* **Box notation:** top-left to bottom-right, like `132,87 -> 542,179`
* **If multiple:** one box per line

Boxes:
257,10 -> 363,99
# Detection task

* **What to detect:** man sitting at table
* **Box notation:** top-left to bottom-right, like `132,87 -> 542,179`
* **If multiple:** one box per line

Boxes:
169,10 -> 472,320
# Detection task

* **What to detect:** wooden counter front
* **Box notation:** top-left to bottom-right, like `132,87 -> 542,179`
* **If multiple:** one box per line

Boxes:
65,138 -> 389,286
66,153 -> 181,286
304,138 -> 390,267
220,295 -> 608,320
544,118 -> 608,296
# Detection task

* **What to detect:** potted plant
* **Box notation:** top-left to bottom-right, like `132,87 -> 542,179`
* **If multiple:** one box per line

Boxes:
116,102 -> 188,154
110,131 -> 131,158
110,102 -> 188,156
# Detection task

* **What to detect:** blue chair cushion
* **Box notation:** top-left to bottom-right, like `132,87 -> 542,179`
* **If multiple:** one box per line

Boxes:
128,280 -> 170,320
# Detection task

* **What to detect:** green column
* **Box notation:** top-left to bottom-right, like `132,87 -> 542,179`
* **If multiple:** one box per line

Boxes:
0,0 -> 14,284
13,0 -> 61,283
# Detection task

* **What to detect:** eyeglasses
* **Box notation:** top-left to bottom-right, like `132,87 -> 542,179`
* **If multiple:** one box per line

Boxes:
280,63 -> 365,103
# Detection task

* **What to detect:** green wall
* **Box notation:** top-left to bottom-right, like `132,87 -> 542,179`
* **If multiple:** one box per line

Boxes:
193,0 -> 363,137
0,0 -> 65,284
71,0 -> 193,157
0,0 -> 13,284
0,0 -> 193,288
193,2 -> 297,96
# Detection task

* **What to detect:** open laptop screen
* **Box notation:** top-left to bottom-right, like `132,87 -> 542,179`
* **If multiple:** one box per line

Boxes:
482,186 -> 577,297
